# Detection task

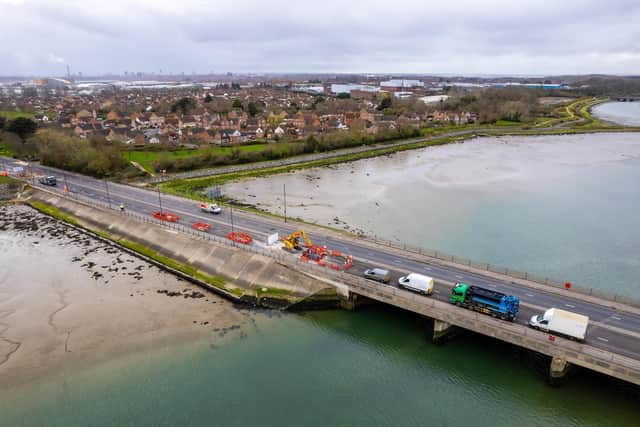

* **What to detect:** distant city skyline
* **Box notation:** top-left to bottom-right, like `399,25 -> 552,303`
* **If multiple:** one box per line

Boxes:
1,0 -> 639,76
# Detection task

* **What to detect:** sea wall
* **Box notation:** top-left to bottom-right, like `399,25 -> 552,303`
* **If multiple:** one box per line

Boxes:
22,187 -> 340,309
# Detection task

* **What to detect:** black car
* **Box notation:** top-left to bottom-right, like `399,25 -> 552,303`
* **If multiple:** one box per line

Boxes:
38,176 -> 57,186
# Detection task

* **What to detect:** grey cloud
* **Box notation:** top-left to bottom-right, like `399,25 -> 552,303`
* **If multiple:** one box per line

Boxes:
0,0 -> 639,76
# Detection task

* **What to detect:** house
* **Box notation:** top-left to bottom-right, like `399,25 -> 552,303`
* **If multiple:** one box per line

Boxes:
149,113 -> 165,127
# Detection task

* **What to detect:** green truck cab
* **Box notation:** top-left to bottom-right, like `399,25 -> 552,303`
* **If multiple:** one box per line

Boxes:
450,283 -> 469,304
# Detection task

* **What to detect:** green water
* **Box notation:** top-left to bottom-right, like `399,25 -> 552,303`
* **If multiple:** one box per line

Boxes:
1,307 -> 638,426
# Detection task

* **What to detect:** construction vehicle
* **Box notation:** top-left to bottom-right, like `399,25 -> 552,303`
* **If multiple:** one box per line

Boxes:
282,229 -> 312,251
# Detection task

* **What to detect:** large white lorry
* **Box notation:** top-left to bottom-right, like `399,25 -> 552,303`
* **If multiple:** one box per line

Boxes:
528,308 -> 589,341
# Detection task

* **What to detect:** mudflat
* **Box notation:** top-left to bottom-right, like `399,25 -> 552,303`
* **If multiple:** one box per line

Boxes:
0,205 -> 252,389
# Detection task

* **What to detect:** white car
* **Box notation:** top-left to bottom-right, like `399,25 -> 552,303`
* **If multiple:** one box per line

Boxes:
200,202 -> 222,214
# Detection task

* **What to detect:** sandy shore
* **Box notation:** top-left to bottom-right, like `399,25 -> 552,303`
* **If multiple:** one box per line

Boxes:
0,205 -> 260,389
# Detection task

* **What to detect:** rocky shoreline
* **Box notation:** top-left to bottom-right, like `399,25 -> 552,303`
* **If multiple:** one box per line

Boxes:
0,204 -> 275,389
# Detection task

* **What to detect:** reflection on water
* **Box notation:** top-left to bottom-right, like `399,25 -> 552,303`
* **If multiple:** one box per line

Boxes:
592,102 -> 640,126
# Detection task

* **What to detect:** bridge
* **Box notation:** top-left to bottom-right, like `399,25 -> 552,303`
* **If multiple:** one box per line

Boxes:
3,156 -> 640,386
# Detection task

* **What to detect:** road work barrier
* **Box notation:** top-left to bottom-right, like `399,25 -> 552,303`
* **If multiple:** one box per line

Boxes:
192,222 -> 211,232
152,211 -> 180,222
227,231 -> 253,245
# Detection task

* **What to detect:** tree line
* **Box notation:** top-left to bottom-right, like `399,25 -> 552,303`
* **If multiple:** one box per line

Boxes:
153,127 -> 420,173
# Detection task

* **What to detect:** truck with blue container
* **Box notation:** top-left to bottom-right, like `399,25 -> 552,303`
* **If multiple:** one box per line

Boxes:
449,283 -> 520,321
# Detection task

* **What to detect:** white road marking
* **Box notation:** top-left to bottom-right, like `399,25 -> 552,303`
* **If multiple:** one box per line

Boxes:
455,275 -> 463,279
433,290 -> 441,294
424,267 -> 432,271
526,293 -> 534,297
163,229 -> 179,234
565,304 -> 576,308
597,337 -> 609,343
611,316 -> 622,321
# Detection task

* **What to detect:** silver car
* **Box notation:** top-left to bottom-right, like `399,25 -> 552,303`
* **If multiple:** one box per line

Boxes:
363,268 -> 391,284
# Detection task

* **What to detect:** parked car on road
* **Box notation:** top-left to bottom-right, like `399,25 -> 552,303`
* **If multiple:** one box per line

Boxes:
38,175 -> 57,186
363,268 -> 391,284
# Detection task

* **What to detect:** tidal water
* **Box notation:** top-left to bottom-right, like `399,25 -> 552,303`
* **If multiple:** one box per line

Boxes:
1,306 -> 638,427
225,132 -> 640,299
592,101 -> 640,126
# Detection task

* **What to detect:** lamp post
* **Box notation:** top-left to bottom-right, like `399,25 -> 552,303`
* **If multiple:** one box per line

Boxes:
104,180 -> 112,209
157,186 -> 163,213
283,184 -> 287,223
230,204 -> 235,234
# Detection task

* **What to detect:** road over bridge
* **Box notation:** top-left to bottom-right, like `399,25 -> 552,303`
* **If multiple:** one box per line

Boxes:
4,157 -> 640,385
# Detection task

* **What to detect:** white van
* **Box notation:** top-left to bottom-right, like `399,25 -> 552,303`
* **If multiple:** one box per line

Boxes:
398,273 -> 434,295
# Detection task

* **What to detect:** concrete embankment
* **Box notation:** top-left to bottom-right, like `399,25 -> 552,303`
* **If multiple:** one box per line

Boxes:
0,180 -> 21,200
20,187 -> 340,309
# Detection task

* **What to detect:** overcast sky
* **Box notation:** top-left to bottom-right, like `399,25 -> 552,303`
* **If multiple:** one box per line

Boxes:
1,0 -> 639,77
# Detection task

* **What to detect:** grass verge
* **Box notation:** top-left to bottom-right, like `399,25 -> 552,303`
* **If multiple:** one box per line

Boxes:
28,201 -> 79,225
0,175 -> 19,185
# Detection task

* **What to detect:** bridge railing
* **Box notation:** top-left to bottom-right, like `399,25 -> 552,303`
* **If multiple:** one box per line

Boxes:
367,237 -> 640,308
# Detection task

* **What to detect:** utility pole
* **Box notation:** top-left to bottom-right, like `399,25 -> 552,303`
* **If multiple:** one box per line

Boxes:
283,184 -> 287,223
104,180 -> 111,209
230,205 -> 235,234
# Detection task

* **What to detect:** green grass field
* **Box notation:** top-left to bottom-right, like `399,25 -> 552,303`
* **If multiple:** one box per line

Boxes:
493,119 -> 522,126
0,110 -> 35,120
0,141 -> 16,157
122,143 -> 270,172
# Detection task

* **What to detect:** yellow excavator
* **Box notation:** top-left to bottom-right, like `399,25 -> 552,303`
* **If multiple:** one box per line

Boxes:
282,229 -> 312,251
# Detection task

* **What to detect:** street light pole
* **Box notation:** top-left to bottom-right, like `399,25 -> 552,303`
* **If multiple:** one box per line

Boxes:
104,180 -> 112,209
157,186 -> 163,213
283,184 -> 287,223
230,205 -> 235,234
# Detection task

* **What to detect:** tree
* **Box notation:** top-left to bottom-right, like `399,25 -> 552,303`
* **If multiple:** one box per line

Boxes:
377,96 -> 392,111
170,97 -> 196,115
7,117 -> 37,141
247,101 -> 259,117
336,92 -> 350,99
232,99 -> 243,110
204,94 -> 213,103
0,116 -> 6,130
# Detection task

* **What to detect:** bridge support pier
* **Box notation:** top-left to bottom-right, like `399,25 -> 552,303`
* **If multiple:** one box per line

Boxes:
339,292 -> 375,311
549,357 -> 572,386
432,319 -> 461,344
